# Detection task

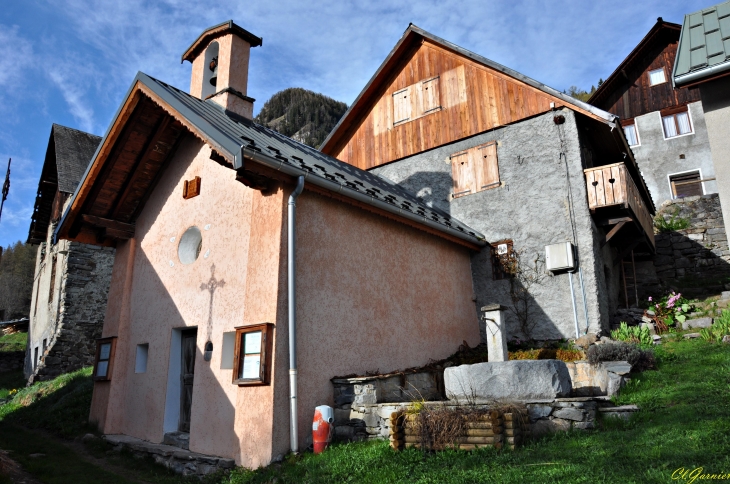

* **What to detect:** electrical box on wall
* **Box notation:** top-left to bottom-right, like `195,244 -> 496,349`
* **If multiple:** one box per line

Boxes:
545,242 -> 576,272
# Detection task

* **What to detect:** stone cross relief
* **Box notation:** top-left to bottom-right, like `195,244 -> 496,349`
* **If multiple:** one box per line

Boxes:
200,264 -> 225,347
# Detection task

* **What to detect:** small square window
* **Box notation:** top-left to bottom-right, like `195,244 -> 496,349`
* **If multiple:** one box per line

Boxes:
623,124 -> 639,146
648,68 -> 666,86
135,344 -> 149,373
93,337 -> 117,381
232,324 -> 273,386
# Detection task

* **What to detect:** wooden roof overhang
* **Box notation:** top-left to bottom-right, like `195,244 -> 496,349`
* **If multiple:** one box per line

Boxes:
27,131 -> 60,244
320,24 -> 622,157
589,19 -> 682,106
55,84 -> 187,246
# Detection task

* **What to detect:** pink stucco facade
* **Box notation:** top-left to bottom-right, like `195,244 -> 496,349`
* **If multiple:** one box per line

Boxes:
89,134 -> 480,467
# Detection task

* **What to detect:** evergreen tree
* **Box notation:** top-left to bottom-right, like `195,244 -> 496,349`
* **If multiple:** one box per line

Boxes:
0,241 -> 37,320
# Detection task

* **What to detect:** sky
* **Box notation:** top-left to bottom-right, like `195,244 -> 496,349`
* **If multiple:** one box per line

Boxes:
0,0 -> 711,248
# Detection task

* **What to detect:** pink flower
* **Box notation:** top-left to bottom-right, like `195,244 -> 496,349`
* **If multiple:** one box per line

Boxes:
648,297 -> 653,302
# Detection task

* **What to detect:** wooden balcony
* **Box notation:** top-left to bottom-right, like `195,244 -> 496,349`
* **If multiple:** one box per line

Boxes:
585,163 -> 655,249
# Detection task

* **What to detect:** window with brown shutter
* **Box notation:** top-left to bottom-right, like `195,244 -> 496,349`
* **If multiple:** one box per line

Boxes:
419,76 -> 441,114
450,142 -> 500,198
450,150 -> 474,198
393,88 -> 411,126
232,323 -> 273,386
475,142 -> 499,191
183,176 -> 201,199
670,171 -> 703,198
392,76 -> 441,127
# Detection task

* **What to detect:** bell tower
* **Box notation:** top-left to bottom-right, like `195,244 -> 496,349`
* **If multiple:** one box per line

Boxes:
182,21 -> 262,119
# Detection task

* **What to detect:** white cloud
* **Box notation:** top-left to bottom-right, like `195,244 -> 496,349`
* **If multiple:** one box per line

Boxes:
47,63 -> 97,133
0,25 -> 33,89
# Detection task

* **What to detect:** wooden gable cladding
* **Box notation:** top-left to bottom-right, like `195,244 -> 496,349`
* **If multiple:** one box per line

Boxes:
325,40 -> 595,170
590,26 -> 701,119
67,94 -> 186,245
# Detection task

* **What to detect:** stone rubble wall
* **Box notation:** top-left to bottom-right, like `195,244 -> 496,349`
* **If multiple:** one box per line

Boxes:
0,351 -> 24,373
332,361 -> 631,442
636,194 -> 730,303
29,242 -> 115,383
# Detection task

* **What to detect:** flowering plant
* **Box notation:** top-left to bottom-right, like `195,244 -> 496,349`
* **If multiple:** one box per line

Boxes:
649,292 -> 691,331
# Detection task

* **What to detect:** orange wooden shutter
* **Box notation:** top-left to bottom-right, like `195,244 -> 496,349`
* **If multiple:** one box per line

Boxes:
451,151 -> 474,198
474,142 -> 499,190
393,87 -> 411,125
420,76 -> 441,114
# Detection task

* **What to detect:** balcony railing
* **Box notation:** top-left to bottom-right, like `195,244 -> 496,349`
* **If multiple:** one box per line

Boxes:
584,162 -> 655,247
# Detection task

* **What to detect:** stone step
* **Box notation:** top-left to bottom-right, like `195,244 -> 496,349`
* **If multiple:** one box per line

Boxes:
104,434 -> 235,476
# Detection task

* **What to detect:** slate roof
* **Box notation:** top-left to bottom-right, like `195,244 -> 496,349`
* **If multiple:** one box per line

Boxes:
28,124 -> 101,244
52,124 -> 102,193
57,72 -> 486,247
674,1 -> 730,86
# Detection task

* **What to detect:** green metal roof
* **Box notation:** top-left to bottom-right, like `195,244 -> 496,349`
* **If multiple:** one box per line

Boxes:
674,1 -> 730,86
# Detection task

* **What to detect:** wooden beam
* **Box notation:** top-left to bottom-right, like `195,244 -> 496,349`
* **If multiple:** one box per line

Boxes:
601,221 -> 626,248
81,214 -> 135,236
109,116 -> 172,220
597,216 -> 633,227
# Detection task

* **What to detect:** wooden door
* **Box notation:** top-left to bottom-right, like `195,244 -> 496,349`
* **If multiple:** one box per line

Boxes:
179,329 -> 197,433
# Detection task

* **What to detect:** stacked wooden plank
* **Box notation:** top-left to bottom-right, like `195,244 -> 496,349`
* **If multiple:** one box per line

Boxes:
389,409 -> 529,451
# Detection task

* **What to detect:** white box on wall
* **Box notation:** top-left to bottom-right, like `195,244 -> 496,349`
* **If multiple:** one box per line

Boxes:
545,242 -> 576,272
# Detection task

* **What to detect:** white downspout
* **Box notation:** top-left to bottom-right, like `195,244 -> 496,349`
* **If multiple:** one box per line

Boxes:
288,175 -> 305,454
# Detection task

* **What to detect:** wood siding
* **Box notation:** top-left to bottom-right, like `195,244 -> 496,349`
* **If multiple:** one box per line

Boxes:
592,30 -> 701,120
328,40 -> 596,170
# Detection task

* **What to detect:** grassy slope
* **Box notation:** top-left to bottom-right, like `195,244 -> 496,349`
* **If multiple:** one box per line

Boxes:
0,332 -> 27,352
225,338 -> 730,484
0,338 -> 727,483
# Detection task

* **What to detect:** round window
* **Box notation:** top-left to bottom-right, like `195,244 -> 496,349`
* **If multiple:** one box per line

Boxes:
178,226 -> 202,265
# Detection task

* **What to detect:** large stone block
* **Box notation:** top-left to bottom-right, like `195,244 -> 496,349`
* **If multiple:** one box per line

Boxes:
444,360 -> 572,402
682,317 -> 713,330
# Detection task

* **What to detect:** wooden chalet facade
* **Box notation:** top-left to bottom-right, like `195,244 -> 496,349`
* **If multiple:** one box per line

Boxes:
589,19 -> 714,205
323,25 -> 658,327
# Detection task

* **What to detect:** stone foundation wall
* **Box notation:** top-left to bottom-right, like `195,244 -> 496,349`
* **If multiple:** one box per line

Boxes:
332,360 -> 631,441
30,242 -> 115,382
637,194 -> 730,302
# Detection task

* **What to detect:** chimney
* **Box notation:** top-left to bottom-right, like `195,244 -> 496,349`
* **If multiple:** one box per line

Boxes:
182,21 -> 263,119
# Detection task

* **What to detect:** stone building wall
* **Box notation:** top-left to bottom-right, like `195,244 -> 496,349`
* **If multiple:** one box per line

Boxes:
28,241 -> 115,382
634,193 -> 730,303
371,109 -> 610,340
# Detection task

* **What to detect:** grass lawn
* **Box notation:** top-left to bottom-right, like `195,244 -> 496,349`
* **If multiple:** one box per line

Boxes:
0,337 -> 727,483
224,337 -> 730,484
0,332 -> 27,352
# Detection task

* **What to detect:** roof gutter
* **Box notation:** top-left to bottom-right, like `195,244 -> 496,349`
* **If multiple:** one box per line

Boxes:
674,61 -> 730,88
236,147 -> 487,248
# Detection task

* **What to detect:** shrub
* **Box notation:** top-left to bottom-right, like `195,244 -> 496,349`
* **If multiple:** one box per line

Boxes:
610,322 -> 652,346
654,208 -> 690,232
586,342 -> 656,372
700,309 -> 730,342
509,348 -> 584,362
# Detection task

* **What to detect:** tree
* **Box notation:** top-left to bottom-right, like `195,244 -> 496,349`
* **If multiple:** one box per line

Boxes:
0,241 -> 37,320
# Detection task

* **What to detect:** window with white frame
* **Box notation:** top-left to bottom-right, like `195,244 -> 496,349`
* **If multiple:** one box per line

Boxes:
648,68 -> 666,86
623,123 -> 639,146
670,171 -> 703,198
662,109 -> 692,138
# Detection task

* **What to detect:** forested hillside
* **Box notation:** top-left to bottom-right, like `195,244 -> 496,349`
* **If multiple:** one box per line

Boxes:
254,88 -> 347,149
0,242 -> 36,320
